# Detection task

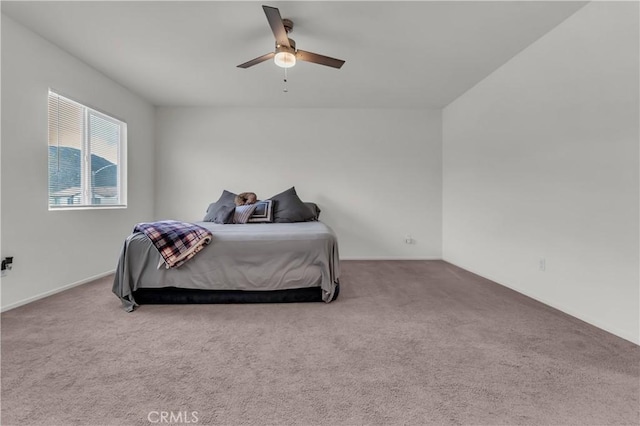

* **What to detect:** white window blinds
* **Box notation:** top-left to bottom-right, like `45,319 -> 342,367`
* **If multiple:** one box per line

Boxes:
48,91 -> 126,208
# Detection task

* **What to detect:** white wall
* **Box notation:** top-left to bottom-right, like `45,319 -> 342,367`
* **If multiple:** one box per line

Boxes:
443,2 -> 639,343
155,107 -> 442,259
1,15 -> 156,310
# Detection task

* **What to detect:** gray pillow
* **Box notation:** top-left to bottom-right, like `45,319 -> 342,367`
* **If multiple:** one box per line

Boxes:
203,190 -> 237,223
268,187 -> 316,223
303,202 -> 321,220
215,205 -> 236,224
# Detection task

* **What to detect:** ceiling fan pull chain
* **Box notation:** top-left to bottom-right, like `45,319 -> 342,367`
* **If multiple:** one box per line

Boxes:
283,67 -> 288,92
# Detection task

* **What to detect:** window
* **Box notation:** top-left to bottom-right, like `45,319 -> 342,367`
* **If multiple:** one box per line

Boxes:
48,91 -> 126,208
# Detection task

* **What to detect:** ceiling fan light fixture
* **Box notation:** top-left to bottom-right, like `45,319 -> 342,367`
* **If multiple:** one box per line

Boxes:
274,45 -> 296,68
274,51 -> 296,68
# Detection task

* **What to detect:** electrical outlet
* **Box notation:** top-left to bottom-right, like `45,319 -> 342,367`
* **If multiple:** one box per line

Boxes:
539,258 -> 546,272
1,257 -> 14,275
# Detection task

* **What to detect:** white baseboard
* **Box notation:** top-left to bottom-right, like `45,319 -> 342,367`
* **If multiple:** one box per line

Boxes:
1,270 -> 115,313
341,257 -> 442,261
443,258 -> 640,346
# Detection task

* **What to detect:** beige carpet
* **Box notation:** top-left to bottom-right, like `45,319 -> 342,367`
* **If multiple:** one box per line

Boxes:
2,260 -> 638,426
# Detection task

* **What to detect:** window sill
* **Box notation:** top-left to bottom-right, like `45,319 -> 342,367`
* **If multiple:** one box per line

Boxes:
48,205 -> 127,211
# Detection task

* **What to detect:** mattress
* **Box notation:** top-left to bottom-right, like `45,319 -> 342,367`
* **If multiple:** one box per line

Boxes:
112,221 -> 340,311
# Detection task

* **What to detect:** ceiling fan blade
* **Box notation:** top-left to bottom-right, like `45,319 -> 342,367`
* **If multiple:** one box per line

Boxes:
296,50 -> 345,69
237,52 -> 275,68
262,5 -> 290,48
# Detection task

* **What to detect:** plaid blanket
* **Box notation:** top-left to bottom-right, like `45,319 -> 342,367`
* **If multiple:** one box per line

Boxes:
133,220 -> 212,269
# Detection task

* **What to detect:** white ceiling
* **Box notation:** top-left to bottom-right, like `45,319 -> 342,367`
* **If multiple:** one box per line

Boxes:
1,1 -> 586,108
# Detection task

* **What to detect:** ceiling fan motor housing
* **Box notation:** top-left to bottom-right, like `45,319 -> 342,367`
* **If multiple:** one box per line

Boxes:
282,18 -> 294,33
276,38 -> 296,54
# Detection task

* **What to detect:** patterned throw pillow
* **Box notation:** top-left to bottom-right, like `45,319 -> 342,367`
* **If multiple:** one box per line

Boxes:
248,200 -> 274,223
233,204 -> 258,224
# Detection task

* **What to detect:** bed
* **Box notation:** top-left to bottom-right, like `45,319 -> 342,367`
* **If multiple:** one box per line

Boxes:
112,220 -> 340,311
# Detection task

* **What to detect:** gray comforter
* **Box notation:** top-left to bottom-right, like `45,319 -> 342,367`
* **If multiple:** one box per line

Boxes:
112,221 -> 340,311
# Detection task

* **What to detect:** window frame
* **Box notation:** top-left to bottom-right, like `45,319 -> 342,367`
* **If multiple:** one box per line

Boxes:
48,90 -> 127,210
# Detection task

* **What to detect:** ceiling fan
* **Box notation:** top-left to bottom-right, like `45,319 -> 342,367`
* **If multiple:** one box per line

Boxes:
237,5 -> 345,70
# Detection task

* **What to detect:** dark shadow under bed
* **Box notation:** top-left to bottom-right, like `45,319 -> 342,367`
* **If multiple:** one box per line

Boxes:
133,281 -> 340,305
